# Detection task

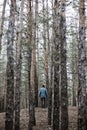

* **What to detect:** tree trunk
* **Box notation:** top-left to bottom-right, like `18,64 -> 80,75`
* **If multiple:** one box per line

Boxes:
60,0 -> 68,130
34,65 -> 38,107
14,0 -> 24,130
5,0 -> 16,130
0,0 -> 7,51
53,0 -> 60,130
34,0 -> 38,107
71,31 -> 78,106
78,0 -> 87,130
72,55 -> 78,106
47,0 -> 52,125
27,0 -> 36,130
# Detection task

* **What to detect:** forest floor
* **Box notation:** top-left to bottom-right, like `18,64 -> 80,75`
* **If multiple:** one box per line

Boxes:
0,106 -> 77,130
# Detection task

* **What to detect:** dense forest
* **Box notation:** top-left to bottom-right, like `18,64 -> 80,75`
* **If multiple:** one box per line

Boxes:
0,0 -> 87,130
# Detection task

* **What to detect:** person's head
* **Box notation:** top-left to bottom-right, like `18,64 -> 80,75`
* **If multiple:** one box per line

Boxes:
42,85 -> 45,87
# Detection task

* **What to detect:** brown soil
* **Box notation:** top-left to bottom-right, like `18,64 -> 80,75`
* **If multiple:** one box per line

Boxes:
0,106 -> 77,130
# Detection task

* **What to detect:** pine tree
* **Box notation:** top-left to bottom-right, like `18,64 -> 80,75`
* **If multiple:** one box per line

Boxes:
27,0 -> 36,129
53,0 -> 60,129
0,0 -> 7,51
60,0 -> 68,130
33,0 -> 38,107
5,0 -> 16,130
47,0 -> 52,125
14,0 -> 24,130
78,0 -> 87,130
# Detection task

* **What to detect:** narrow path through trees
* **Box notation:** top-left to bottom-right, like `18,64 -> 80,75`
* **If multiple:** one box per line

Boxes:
0,107 -> 77,130
33,108 -> 52,130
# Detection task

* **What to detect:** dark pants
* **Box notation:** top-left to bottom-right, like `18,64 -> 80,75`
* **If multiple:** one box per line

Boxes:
41,98 -> 45,108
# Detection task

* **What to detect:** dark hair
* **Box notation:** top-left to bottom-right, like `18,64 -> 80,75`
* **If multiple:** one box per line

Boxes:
42,85 -> 45,87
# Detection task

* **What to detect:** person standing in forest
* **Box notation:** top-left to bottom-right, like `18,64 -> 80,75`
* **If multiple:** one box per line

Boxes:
39,85 -> 48,108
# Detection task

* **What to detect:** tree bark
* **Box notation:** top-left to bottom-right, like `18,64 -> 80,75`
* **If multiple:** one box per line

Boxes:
5,0 -> 16,130
60,0 -> 68,130
34,0 -> 38,107
47,0 -> 52,125
27,0 -> 36,130
53,0 -> 60,130
14,0 -> 24,130
78,0 -> 87,130
0,0 -> 7,51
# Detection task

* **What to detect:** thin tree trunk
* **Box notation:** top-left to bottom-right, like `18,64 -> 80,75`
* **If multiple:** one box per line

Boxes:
34,0 -> 38,107
35,0 -> 40,106
78,0 -> 87,130
42,0 -> 49,108
34,65 -> 38,107
72,74 -> 77,106
47,0 -> 52,125
0,0 -> 7,51
72,57 -> 77,106
5,0 -> 16,130
71,31 -> 78,106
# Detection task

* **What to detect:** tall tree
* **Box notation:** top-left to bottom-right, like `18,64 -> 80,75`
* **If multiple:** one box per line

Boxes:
78,0 -> 87,130
47,0 -> 52,125
53,0 -> 60,130
0,0 -> 7,51
34,0 -> 38,107
42,0 -> 48,89
60,0 -> 68,130
5,0 -> 16,130
27,0 -> 36,129
14,0 -> 24,130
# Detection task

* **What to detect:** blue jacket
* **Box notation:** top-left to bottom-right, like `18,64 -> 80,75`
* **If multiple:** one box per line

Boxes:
39,87 -> 48,98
